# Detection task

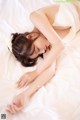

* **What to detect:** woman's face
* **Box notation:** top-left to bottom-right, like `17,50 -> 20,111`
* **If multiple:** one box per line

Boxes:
26,32 -> 51,59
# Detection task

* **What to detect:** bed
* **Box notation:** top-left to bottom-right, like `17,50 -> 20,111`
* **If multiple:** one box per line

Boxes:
0,0 -> 80,120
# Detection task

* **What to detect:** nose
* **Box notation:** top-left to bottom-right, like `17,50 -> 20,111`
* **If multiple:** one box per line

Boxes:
45,44 -> 51,51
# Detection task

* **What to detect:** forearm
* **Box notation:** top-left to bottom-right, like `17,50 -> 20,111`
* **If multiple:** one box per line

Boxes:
36,43 -> 63,75
24,64 -> 55,96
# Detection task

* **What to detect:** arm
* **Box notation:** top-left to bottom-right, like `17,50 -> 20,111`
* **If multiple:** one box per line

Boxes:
24,62 -> 56,96
7,63 -> 56,114
30,7 -> 64,75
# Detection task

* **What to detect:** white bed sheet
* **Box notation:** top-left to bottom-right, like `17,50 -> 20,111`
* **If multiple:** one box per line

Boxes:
0,0 -> 80,120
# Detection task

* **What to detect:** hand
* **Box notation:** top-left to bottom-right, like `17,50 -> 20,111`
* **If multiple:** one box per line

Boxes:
6,92 -> 30,114
16,70 -> 38,88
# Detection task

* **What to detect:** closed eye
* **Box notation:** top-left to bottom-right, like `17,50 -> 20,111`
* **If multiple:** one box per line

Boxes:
34,46 -> 40,54
30,46 -> 40,59
29,45 -> 35,55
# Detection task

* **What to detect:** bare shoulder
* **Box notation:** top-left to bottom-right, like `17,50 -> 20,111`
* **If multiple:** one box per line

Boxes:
37,3 -> 60,24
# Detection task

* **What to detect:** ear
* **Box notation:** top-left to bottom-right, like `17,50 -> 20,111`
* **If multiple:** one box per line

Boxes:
26,32 -> 39,40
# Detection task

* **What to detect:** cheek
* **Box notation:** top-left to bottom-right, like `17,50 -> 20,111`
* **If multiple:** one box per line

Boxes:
34,40 -> 41,48
39,38 -> 46,45
38,41 -> 43,46
34,38 -> 47,49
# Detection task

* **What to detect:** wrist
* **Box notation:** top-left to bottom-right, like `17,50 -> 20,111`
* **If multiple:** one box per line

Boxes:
24,90 -> 31,97
24,89 -> 35,97
34,69 -> 40,76
36,68 -> 41,75
24,82 -> 40,97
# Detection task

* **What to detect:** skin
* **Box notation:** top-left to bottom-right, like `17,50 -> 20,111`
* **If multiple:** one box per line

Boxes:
26,31 -> 51,59
6,3 -> 80,114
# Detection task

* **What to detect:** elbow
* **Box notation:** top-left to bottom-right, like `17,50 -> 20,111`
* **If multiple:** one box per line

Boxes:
30,12 -> 35,21
30,11 -> 39,25
30,11 -> 39,21
30,10 -> 44,23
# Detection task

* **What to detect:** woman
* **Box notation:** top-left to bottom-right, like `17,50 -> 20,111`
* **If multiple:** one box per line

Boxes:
6,2 -> 80,114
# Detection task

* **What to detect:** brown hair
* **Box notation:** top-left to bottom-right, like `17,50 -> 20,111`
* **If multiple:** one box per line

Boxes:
12,32 -> 43,67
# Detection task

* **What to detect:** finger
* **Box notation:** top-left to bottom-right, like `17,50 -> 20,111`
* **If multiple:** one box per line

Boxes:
18,77 -> 28,87
24,78 -> 34,87
6,105 -> 22,114
6,105 -> 13,114
6,108 -> 11,114
13,105 -> 18,112
16,74 -> 25,84
6,107 -> 11,113
10,104 -> 17,114
19,80 -> 27,88
11,104 -> 19,113
13,103 -> 24,112
24,80 -> 30,87
8,105 -> 15,114
16,77 -> 23,85
16,79 -> 24,88
13,105 -> 22,113
11,103 -> 23,112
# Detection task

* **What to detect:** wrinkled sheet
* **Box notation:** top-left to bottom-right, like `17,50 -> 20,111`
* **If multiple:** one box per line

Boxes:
0,0 -> 80,120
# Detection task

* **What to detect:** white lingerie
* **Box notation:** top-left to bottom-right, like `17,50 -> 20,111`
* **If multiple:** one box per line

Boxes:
52,3 -> 80,46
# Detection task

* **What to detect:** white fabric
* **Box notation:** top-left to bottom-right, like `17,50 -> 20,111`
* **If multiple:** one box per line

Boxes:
0,0 -> 80,120
53,3 -> 80,45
